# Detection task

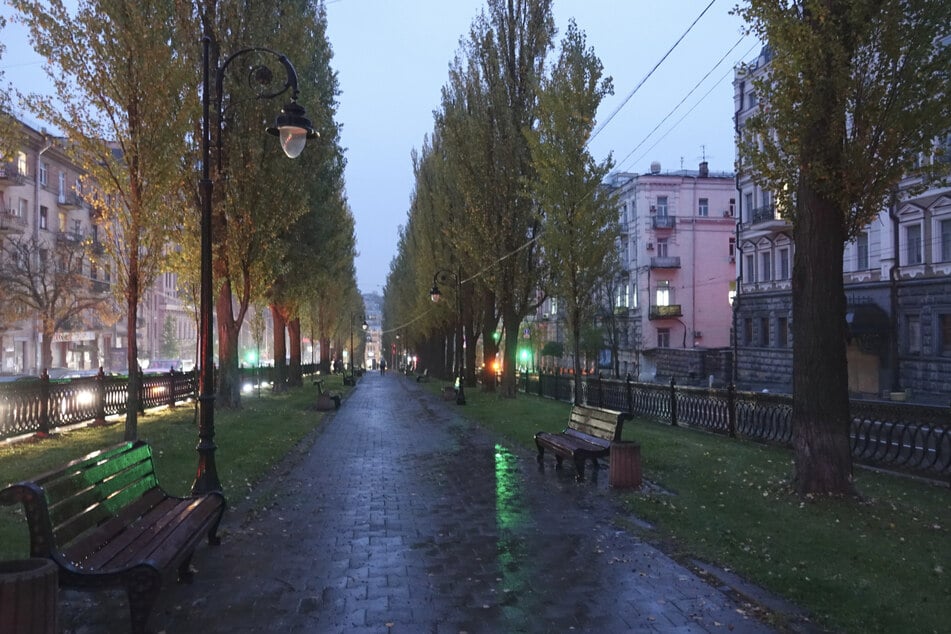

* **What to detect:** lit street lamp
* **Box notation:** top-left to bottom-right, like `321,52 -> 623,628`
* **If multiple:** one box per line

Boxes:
430,268 -> 466,405
193,35 -> 316,496
344,313 -> 368,386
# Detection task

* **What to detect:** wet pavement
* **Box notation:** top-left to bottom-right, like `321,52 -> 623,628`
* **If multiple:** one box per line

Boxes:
60,372 -> 803,633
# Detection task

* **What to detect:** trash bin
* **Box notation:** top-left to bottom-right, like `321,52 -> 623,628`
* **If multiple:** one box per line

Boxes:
0,558 -> 58,634
609,441 -> 642,489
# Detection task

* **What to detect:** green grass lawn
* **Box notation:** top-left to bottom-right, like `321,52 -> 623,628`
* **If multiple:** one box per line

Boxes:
2,377 -> 947,633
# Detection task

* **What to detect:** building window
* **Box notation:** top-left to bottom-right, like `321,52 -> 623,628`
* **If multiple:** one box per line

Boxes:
729,198 -> 736,216
941,218 -> 951,262
940,314 -> 951,356
744,192 -> 753,218
760,252 -> 772,282
743,318 -> 753,346
906,224 -> 922,265
58,211 -> 67,233
745,254 -> 755,283
760,317 -> 770,347
39,205 -> 48,230
778,248 -> 790,280
856,233 -> 869,270
729,237 -> 736,259
698,198 -> 709,217
657,328 -> 670,348
907,315 -> 921,354
777,316 -> 789,347
39,161 -> 49,186
16,151 -> 27,175
656,196 -> 668,216
655,280 -> 671,306
657,238 -> 669,258
18,198 -> 28,217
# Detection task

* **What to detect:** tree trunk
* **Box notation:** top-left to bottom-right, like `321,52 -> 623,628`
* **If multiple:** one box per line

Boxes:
215,280 -> 241,408
479,289 -> 498,392
40,319 -> 54,372
500,309 -> 521,398
124,291 -> 139,441
791,187 -> 855,496
270,304 -> 288,392
570,309 -> 583,405
319,336 -> 332,373
288,317 -> 302,386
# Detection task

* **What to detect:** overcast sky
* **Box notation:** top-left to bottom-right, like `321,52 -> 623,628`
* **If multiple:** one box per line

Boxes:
1,0 -> 755,296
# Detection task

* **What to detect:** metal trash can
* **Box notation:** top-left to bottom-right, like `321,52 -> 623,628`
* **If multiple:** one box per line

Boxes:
609,441 -> 642,489
0,558 -> 58,634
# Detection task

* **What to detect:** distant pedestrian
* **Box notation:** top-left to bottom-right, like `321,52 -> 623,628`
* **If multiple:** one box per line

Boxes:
380,359 -> 387,376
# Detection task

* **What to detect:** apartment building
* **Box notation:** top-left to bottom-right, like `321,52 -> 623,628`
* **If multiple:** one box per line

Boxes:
0,118 -> 194,375
733,47 -> 951,402
608,162 -> 737,381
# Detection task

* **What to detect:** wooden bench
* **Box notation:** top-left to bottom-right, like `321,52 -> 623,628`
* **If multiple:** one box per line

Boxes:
0,440 -> 225,633
314,378 -> 341,410
416,369 -> 430,382
535,404 -> 633,481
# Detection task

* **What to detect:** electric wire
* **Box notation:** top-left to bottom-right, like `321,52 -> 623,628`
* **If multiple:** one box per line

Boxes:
589,0 -> 719,144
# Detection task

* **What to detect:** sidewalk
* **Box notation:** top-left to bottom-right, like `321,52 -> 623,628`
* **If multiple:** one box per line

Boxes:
61,373 -> 797,633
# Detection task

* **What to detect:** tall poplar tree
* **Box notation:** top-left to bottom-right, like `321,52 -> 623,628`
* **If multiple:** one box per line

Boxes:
439,0 -> 555,397
528,20 -> 619,403
14,0 -> 193,440
736,1 -> 951,495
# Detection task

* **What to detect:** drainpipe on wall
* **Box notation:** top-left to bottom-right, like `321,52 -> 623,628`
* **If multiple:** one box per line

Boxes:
33,133 -> 54,373
887,195 -> 901,393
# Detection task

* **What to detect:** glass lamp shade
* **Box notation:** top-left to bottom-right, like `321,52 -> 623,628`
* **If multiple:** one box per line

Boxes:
279,126 -> 309,159
266,100 -> 317,159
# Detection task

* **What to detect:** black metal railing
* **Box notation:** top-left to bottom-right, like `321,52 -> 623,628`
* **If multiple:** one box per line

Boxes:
517,372 -> 950,481
0,363 -> 321,440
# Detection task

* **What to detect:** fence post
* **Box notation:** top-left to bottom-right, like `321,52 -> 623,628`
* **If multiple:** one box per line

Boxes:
538,371 -> 544,397
93,367 -> 107,425
625,373 -> 633,414
167,370 -> 176,408
670,376 -> 678,427
138,369 -> 146,415
728,382 -> 737,438
597,373 -> 604,408
37,370 -> 51,438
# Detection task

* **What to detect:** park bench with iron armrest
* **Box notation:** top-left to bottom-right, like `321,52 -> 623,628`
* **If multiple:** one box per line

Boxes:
0,440 -> 225,634
535,404 -> 633,481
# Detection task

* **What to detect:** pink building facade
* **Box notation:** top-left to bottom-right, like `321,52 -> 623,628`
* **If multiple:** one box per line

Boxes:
610,162 -> 737,382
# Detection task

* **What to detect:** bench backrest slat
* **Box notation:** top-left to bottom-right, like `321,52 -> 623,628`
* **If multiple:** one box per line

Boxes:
33,442 -> 160,550
567,405 -> 627,442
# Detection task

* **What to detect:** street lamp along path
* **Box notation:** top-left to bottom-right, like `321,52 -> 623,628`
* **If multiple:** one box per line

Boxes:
430,268 -> 466,405
193,36 -> 317,497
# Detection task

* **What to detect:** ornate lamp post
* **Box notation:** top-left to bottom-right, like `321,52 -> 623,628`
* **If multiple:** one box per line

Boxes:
193,36 -> 316,496
345,313 -> 367,385
430,268 -> 466,405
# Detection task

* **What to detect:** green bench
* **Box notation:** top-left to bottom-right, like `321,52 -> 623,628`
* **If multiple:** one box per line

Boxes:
0,440 -> 225,633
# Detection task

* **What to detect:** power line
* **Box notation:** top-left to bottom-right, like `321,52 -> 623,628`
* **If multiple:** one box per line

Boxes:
614,35 -> 749,172
589,0 -> 718,145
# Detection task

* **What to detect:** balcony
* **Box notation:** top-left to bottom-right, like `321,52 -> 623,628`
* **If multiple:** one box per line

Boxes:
652,215 -> 676,230
0,209 -> 27,234
650,256 -> 681,269
649,304 -> 682,320
0,163 -> 24,185
56,230 -> 85,244
57,191 -> 84,209
91,280 -> 110,294
750,204 -> 778,225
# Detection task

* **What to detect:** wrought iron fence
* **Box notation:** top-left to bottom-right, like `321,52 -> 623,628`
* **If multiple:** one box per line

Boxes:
0,364 -> 321,440
517,372 -> 950,481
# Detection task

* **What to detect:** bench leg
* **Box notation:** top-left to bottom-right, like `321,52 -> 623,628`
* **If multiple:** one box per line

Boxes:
535,443 -> 545,464
573,456 -> 586,481
126,566 -> 162,634
332,395 -> 341,409
554,455 -> 564,470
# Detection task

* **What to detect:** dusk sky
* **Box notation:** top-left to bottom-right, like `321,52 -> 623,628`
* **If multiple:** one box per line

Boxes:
1,0 -> 755,296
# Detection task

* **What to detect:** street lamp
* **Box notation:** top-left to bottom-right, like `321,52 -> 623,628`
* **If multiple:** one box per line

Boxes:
430,268 -> 466,405
193,36 -> 317,496
345,313 -> 368,385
